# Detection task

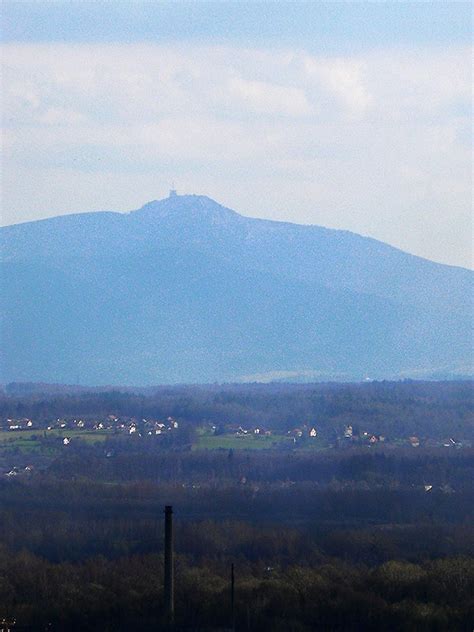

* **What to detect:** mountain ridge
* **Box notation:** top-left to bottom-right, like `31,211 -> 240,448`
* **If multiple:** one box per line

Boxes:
1,193 -> 472,384
3,193 -> 471,273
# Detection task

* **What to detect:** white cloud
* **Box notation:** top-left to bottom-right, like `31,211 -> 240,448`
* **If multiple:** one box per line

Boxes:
39,107 -> 87,125
1,42 -> 472,267
302,56 -> 372,116
227,77 -> 311,116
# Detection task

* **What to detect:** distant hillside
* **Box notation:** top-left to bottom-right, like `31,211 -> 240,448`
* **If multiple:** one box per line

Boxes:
1,193 -> 472,384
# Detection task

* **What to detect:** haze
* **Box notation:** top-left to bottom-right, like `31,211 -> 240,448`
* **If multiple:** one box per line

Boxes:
1,1 -> 472,268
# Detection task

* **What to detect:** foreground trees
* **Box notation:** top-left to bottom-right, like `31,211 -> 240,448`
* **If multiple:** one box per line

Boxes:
1,468 -> 473,630
0,382 -> 472,630
1,546 -> 473,631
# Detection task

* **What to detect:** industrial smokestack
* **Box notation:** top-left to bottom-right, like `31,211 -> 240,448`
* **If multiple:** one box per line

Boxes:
164,505 -> 174,624
231,563 -> 235,632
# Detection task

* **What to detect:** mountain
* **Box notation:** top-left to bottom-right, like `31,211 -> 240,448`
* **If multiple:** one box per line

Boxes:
1,193 -> 472,384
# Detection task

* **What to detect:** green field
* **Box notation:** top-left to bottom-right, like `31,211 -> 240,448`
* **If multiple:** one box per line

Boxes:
0,429 -> 325,452
0,429 -> 42,441
195,433 -> 294,450
0,429 -> 110,446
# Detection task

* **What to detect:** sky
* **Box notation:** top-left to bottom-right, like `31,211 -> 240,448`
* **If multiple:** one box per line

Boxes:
1,1 -> 472,268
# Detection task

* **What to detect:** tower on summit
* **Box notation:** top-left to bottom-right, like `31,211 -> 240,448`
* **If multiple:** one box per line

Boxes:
169,186 -> 177,198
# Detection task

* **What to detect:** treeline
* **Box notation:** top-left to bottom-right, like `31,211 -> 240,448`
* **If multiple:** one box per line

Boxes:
1,475 -> 474,631
1,451 -> 473,629
1,383 -> 473,629
1,380 -> 473,439
1,476 -> 474,561
1,517 -> 473,630
45,441 -> 474,489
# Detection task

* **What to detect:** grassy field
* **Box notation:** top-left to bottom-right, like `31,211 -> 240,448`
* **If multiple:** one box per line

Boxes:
195,433 -> 294,450
0,429 -> 42,441
0,429 -> 110,446
0,429 -> 325,452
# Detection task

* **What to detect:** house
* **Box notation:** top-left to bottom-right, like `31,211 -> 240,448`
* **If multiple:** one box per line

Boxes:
344,425 -> 353,438
409,436 -> 420,448
309,428 -> 318,437
63,437 -> 71,445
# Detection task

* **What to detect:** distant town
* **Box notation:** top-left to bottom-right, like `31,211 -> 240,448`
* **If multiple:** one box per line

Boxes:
1,407 -> 470,481
1,413 -> 469,445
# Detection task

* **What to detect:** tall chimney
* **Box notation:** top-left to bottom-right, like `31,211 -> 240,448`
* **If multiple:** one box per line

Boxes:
231,563 -> 235,632
164,505 -> 174,623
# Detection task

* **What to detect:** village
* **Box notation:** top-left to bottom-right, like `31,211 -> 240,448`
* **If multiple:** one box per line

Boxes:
0,413 -> 468,454
0,412 -> 467,502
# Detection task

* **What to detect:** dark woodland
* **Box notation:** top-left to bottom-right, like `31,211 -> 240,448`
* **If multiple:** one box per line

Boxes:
0,381 -> 473,631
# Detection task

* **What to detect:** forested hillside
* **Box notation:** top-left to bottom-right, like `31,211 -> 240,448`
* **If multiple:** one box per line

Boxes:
2,194 -> 472,384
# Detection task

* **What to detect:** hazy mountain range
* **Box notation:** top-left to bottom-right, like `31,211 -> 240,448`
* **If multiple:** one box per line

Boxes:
1,193 -> 472,385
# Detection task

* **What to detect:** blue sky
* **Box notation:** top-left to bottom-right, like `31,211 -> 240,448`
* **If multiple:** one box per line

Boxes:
2,1 -> 472,267
3,2 -> 471,48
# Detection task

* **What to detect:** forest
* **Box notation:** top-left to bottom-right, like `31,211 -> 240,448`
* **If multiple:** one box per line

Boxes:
1,380 -> 473,440
0,381 -> 473,630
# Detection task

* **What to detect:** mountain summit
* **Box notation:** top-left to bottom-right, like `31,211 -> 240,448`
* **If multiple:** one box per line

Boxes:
135,192 -> 240,220
1,194 -> 472,384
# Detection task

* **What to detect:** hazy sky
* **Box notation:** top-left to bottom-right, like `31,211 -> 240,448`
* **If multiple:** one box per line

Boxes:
2,1 -> 472,268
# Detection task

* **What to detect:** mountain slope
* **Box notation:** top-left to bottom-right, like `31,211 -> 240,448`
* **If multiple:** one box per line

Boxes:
1,194 -> 472,384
